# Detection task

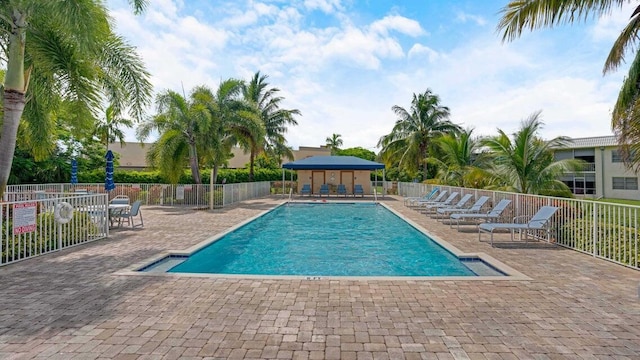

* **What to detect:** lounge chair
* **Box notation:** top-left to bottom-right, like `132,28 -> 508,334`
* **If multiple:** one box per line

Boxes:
337,184 -> 347,197
435,195 -> 489,222
353,184 -> 364,197
300,184 -> 311,196
319,184 -> 330,196
478,205 -> 559,246
450,199 -> 512,231
404,187 -> 439,206
409,190 -> 448,208
417,192 -> 459,213
424,193 -> 471,215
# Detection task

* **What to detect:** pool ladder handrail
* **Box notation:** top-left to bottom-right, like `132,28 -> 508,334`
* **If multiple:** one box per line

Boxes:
373,188 -> 378,204
288,188 -> 293,202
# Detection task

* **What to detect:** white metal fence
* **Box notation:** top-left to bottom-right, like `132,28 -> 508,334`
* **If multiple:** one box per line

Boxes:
1,193 -> 108,266
6,182 -> 273,209
398,182 -> 640,270
1,182 -> 273,266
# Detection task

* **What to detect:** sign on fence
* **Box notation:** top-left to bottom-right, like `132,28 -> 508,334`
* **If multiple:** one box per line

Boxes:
176,186 -> 184,200
13,202 -> 37,235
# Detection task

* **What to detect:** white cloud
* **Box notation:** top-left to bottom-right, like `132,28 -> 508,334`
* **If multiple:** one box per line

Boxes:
323,26 -> 404,69
408,44 -> 440,62
370,15 -> 426,37
220,1 -> 280,28
591,2 -> 637,42
303,0 -> 343,14
107,0 -> 626,149
455,12 -> 487,26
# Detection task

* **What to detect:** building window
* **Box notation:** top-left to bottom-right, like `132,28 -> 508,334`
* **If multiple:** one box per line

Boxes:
612,177 -> 638,190
612,149 -> 623,163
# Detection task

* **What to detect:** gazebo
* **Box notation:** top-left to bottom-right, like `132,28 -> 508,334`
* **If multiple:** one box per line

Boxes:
282,156 -> 385,196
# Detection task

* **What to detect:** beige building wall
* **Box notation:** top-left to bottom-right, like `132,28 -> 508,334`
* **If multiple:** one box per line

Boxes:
110,142 -> 332,170
109,142 -> 148,170
557,137 -> 640,200
226,146 -> 331,168
599,147 -> 640,200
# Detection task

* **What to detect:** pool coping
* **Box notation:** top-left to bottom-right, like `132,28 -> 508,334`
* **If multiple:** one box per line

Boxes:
116,201 -> 532,281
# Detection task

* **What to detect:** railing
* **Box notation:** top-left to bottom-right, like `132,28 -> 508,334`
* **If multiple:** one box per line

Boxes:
1,194 -> 108,266
579,163 -> 596,172
398,182 -> 640,270
6,182 -> 273,209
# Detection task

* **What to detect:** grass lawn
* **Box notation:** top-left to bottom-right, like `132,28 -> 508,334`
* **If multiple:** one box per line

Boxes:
597,198 -> 640,207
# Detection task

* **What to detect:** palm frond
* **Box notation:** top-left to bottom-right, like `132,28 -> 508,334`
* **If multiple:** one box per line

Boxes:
498,0 -> 626,42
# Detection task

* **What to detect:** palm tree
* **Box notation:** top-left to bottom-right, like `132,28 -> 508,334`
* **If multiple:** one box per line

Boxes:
242,72 -> 300,181
325,133 -> 343,155
497,0 -> 640,170
138,89 -> 210,184
94,105 -> 134,151
192,82 -> 265,184
427,129 -> 493,188
481,111 -> 582,194
0,0 -> 151,198
377,89 -> 461,180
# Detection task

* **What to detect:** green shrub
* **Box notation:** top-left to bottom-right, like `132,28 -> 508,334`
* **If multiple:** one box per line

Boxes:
558,217 -> 640,267
77,168 -> 297,184
539,188 -> 574,198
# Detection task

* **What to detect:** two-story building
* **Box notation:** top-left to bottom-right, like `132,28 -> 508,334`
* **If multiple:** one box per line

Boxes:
109,142 -> 331,170
555,136 -> 639,200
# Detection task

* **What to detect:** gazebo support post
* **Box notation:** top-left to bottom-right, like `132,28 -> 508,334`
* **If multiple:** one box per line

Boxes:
383,169 -> 386,197
281,169 -> 285,197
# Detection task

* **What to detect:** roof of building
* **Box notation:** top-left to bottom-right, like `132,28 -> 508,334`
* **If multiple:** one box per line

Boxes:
282,156 -> 385,170
563,136 -> 618,149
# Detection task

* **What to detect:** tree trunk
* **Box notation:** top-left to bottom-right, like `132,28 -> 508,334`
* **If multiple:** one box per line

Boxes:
0,91 -> 26,199
249,148 -> 256,182
212,164 -> 219,184
0,11 -> 28,199
188,144 -> 201,184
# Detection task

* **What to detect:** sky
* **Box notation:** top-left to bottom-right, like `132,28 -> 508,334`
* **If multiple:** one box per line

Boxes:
107,0 -> 635,151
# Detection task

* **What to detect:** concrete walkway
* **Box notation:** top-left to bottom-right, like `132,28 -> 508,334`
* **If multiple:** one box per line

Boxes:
0,196 -> 639,359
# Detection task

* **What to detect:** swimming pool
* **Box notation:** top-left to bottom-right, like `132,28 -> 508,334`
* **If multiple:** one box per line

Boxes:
144,203 -> 506,277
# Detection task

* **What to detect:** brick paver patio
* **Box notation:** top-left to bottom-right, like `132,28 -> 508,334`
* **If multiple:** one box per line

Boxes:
0,196 -> 639,359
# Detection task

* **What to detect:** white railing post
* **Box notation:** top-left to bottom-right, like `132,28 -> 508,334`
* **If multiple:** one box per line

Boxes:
593,203 -> 598,257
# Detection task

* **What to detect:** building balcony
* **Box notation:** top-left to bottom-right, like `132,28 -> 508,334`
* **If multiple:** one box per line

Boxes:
577,163 -> 596,172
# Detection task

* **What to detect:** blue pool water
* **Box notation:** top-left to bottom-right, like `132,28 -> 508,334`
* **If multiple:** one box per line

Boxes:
166,203 -> 481,276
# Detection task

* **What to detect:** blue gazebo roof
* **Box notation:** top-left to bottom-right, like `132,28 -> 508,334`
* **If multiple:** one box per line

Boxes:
282,156 -> 385,170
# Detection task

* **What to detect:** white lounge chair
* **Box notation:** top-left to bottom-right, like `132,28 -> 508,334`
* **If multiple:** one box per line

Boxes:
426,193 -> 473,216
478,205 -> 559,246
409,190 -> 448,208
435,196 -> 489,222
417,192 -> 460,213
404,187 -> 439,206
450,199 -> 512,230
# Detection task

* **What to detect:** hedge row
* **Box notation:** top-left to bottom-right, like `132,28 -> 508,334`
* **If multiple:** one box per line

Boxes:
78,168 -> 298,184
78,168 -> 387,184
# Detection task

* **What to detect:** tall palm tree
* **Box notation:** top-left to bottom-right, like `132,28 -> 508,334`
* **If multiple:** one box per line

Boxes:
94,105 -> 134,151
481,111 -> 582,194
325,133 -> 343,155
192,82 -> 264,184
427,129 -> 493,188
497,0 -> 640,170
138,89 -> 210,184
242,72 -> 300,181
377,88 -> 461,180
0,0 -> 151,198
